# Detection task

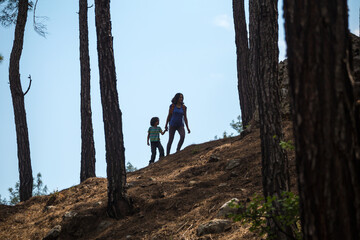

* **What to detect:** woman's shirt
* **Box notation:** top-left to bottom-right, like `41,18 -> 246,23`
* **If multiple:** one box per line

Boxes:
169,104 -> 184,127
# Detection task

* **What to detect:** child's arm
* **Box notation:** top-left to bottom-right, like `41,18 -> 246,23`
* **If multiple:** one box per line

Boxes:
160,128 -> 167,135
147,132 -> 150,146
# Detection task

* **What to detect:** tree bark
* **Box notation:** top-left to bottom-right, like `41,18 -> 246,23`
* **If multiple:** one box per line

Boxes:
9,0 -> 33,202
256,0 -> 291,238
249,0 -> 260,124
284,0 -> 360,239
94,0 -> 132,219
79,0 -> 96,183
232,0 -> 254,127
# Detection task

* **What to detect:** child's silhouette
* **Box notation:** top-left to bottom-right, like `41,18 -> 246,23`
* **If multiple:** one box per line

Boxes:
147,117 -> 167,165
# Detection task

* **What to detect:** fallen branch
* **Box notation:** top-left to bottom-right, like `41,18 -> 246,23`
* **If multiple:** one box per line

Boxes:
176,221 -> 189,233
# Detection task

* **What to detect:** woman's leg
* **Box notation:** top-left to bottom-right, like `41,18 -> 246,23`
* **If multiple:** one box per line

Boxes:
176,126 -> 185,152
167,126 -> 176,155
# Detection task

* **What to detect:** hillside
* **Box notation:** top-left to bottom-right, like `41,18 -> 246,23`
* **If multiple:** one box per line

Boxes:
0,121 -> 296,240
0,33 -> 358,240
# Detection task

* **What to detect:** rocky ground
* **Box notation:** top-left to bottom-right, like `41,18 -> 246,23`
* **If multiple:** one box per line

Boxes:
0,121 -> 296,240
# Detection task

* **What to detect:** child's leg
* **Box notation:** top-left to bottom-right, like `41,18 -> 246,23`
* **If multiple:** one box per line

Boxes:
176,126 -> 185,152
150,142 -> 157,163
158,142 -> 165,159
166,126 -> 176,155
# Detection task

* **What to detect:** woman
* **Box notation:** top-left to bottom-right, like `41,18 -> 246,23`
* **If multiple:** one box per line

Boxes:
164,93 -> 191,155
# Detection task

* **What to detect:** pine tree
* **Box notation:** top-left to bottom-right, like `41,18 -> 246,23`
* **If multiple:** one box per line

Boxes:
232,0 -> 255,127
284,0 -> 360,238
256,0 -> 292,238
94,0 -> 132,219
79,0 -> 96,183
8,0 -> 33,202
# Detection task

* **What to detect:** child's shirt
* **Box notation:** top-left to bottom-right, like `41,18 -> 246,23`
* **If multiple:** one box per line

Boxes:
148,126 -> 162,142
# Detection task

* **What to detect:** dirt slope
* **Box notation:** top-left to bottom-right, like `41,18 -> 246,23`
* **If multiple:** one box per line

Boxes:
0,121 -> 296,240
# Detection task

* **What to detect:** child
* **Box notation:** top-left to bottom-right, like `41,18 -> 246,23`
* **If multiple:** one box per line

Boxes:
147,117 -> 167,165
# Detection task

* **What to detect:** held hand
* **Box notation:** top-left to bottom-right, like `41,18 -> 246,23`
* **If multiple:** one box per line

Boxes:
165,126 -> 168,131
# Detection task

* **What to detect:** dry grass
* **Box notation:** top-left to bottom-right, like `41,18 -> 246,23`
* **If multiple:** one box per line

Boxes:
0,121 -> 296,240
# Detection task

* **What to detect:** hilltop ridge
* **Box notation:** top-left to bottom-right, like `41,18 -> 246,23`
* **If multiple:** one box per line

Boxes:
0,121 -> 296,240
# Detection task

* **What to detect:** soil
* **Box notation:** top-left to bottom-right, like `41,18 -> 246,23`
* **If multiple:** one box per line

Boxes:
0,121 -> 296,240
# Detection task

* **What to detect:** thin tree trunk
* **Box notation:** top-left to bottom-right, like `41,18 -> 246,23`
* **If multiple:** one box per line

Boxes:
256,0 -> 291,238
232,0 -> 254,127
284,0 -> 360,239
79,0 -> 96,183
94,0 -> 132,219
249,0 -> 260,125
9,0 -> 33,202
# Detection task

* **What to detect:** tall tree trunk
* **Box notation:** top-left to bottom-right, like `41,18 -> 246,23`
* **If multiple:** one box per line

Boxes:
9,0 -> 33,202
249,0 -> 260,124
79,0 -> 96,183
94,0 -> 132,219
232,0 -> 254,127
257,0 -> 291,238
284,1 -> 360,239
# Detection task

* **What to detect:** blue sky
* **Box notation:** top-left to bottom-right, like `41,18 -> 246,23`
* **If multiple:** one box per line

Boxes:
0,1 -> 359,200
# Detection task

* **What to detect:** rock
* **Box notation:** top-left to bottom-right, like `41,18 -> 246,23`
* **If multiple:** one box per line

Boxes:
43,206 -> 56,212
189,180 -> 197,186
64,213 -> 99,238
126,182 -> 136,188
43,225 -> 61,240
196,219 -> 232,236
97,220 -> 113,231
63,211 -> 77,219
208,155 -> 220,163
225,159 -> 241,170
217,198 -> 240,218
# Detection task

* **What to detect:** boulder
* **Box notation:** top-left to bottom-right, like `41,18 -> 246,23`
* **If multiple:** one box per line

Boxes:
196,219 -> 232,236
43,225 -> 61,240
225,159 -> 241,170
217,198 -> 240,218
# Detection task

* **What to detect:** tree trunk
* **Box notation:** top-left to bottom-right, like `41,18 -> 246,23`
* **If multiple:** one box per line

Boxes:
232,0 -> 254,127
249,0 -> 260,124
9,0 -> 33,202
256,0 -> 291,238
79,0 -> 96,183
94,0 -> 132,219
283,1 -> 360,239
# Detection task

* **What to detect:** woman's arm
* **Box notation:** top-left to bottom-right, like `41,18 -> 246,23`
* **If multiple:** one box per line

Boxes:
183,106 -> 191,133
165,107 -> 172,131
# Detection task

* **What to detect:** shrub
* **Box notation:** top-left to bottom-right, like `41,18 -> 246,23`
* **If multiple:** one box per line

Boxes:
126,162 -> 138,172
2,172 -> 48,205
229,192 -> 302,240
